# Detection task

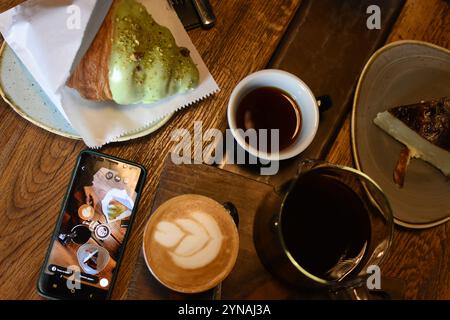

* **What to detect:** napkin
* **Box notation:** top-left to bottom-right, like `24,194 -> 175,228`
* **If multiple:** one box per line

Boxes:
0,0 -> 219,147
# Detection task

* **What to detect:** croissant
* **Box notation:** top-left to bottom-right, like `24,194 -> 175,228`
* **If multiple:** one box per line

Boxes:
67,0 -> 199,105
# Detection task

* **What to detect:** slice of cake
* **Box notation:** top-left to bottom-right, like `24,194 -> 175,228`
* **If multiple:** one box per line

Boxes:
374,97 -> 450,187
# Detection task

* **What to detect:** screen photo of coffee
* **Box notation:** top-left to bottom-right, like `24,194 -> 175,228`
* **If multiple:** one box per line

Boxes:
43,153 -> 141,295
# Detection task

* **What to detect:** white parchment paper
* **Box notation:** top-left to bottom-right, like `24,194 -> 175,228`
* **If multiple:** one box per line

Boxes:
0,0 -> 219,147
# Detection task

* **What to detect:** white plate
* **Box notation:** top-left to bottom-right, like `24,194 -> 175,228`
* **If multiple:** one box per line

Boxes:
0,43 -> 172,141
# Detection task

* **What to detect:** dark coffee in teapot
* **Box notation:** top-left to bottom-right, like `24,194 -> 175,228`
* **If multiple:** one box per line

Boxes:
280,171 -> 371,281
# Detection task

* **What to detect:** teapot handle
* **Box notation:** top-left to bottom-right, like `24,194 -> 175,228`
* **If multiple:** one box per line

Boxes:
296,158 -> 320,175
328,277 -> 371,300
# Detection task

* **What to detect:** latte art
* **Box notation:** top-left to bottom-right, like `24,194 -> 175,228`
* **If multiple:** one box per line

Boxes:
154,212 -> 223,269
143,195 -> 239,293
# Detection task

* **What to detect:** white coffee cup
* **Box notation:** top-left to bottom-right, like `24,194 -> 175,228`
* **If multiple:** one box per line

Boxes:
227,69 -> 319,161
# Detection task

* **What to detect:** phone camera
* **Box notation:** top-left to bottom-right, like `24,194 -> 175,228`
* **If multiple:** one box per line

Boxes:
114,175 -> 121,182
106,172 -> 114,180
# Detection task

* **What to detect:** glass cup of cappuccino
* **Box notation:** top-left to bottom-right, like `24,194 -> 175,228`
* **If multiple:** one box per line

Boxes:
143,194 -> 240,293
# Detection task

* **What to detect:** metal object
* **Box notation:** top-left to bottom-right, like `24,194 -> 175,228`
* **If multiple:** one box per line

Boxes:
169,0 -> 216,29
192,0 -> 216,29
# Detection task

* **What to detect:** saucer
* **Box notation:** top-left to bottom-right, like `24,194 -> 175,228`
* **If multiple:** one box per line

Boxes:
0,43 -> 172,141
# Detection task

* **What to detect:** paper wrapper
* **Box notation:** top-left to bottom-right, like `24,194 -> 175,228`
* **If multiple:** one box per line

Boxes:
0,0 -> 219,147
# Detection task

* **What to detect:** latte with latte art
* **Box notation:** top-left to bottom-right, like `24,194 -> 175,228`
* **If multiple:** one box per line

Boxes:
143,195 -> 239,293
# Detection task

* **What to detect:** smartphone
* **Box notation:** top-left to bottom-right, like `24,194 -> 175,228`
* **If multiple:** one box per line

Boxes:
37,150 -> 146,300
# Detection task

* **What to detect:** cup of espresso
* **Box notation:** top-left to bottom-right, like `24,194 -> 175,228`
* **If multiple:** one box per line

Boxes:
143,194 -> 239,293
227,69 -> 320,161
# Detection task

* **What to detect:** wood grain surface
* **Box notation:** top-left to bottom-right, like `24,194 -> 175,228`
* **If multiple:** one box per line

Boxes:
222,0 -> 405,187
0,0 -> 301,299
326,0 -> 450,299
0,0 -> 23,12
0,0 -> 448,300
126,158 -> 288,300
127,159 -> 409,300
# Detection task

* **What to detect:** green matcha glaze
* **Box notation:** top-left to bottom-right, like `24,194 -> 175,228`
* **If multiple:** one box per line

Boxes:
109,0 -> 199,105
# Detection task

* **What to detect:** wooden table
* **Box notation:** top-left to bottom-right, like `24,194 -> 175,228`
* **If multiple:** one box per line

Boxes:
0,0 -> 448,300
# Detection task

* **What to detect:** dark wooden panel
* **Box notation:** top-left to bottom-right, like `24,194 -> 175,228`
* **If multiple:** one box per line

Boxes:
126,157 -> 299,299
270,0 -> 405,158
126,158 -> 406,299
223,0 -> 405,186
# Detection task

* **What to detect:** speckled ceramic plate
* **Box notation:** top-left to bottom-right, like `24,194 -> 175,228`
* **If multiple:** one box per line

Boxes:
0,43 -> 172,141
352,40 -> 450,229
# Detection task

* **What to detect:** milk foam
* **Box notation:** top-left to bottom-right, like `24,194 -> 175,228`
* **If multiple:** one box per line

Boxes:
154,211 -> 223,269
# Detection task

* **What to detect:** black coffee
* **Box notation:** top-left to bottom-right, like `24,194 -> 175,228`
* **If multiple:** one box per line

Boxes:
236,87 -> 302,151
71,225 -> 92,245
281,171 -> 371,281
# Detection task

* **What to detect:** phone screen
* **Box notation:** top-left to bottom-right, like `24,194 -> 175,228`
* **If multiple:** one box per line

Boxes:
38,151 -> 145,300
